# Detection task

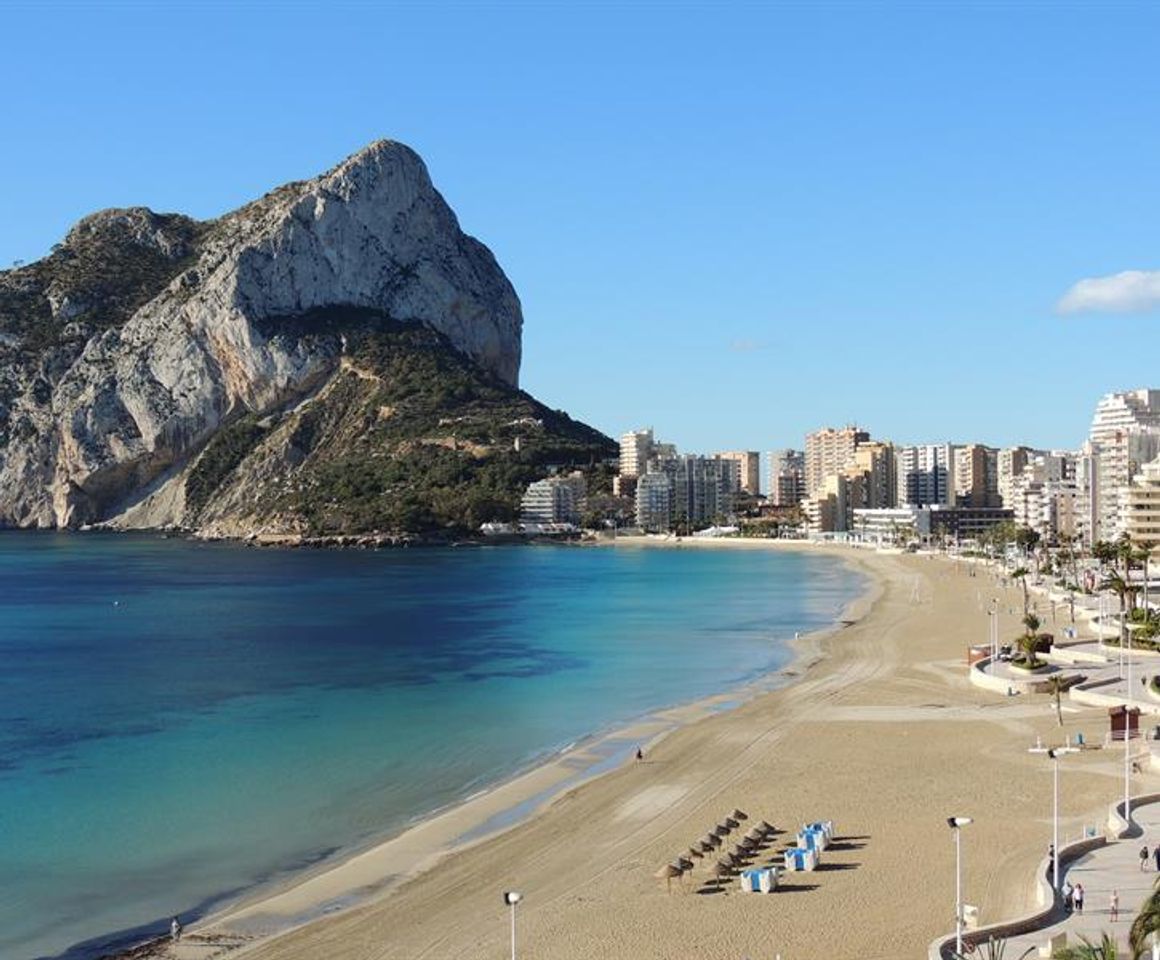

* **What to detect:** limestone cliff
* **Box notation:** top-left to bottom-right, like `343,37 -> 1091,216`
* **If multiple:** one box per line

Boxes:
0,141 -> 611,534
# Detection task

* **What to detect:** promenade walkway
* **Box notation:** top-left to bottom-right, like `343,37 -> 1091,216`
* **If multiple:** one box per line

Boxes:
1003,800 -> 1160,957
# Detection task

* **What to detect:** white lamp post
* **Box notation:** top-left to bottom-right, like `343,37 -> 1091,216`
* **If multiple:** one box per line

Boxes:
947,816 -> 972,955
503,891 -> 522,960
1030,745 -> 1077,890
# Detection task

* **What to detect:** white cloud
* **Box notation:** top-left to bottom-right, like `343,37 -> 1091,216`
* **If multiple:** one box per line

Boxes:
1057,269 -> 1160,314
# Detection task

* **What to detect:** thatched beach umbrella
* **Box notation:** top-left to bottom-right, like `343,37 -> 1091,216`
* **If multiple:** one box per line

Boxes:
676,857 -> 694,872
714,824 -> 732,837
655,863 -> 682,893
724,816 -> 740,829
757,820 -> 775,835
737,836 -> 756,851
745,826 -> 764,842
697,838 -> 716,854
731,808 -> 749,821
712,860 -> 732,892
704,833 -> 722,848
686,846 -> 704,860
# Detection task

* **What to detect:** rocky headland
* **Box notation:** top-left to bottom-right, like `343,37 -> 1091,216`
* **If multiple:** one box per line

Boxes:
0,140 -> 612,537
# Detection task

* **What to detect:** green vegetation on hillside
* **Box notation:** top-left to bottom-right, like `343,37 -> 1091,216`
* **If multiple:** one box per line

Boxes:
198,311 -> 615,536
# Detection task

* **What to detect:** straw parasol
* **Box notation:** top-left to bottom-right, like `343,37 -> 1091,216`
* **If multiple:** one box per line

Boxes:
698,838 -> 716,854
705,833 -> 723,848
737,836 -> 756,851
757,820 -> 775,835
714,824 -> 732,837
711,860 -> 732,892
686,846 -> 704,860
731,808 -> 749,821
745,826 -> 764,842
724,816 -> 740,829
676,857 -> 694,872
655,863 -> 682,893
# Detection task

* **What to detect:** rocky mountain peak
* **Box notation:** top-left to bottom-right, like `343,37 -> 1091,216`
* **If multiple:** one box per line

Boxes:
0,140 -> 553,531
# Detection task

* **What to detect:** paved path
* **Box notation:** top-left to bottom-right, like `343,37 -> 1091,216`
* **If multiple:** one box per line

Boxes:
1003,800 -> 1160,957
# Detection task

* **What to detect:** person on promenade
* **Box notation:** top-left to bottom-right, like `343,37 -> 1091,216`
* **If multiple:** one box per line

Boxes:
1143,844 -> 1151,871
1062,879 -> 1074,913
1154,845 -> 1160,872
170,916 -> 182,941
1074,883 -> 1085,913
1110,889 -> 1119,922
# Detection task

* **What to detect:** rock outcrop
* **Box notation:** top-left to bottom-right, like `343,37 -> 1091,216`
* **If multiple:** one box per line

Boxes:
0,141 -> 608,533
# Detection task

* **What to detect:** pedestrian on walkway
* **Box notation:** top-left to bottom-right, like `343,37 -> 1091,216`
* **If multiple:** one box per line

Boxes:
1143,844 -> 1151,871
1110,889 -> 1119,922
1074,883 -> 1085,913
1154,845 -> 1160,872
1062,879 -> 1074,913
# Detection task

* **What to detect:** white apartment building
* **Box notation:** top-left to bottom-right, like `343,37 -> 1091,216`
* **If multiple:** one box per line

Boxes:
997,446 -> 1033,510
897,443 -> 957,507
635,473 -> 673,532
520,472 -> 587,525
1089,389 -> 1160,540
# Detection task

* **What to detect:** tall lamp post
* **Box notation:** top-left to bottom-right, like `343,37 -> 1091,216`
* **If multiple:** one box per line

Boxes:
503,891 -> 522,960
989,597 -> 1000,661
1029,745 -> 1077,890
947,816 -> 973,955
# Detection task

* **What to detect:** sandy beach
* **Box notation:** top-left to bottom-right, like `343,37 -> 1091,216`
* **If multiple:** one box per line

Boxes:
149,541 -> 1139,960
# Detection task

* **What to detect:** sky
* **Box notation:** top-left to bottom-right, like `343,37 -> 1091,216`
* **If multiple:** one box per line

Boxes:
2,1 -> 1159,456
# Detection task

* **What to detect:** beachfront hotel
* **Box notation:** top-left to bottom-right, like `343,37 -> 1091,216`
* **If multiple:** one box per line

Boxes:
1088,389 -> 1160,541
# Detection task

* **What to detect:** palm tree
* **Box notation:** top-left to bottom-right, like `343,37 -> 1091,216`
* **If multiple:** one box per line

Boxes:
1045,674 -> 1068,726
1103,570 -> 1136,649
1054,933 -> 1123,959
1012,566 -> 1031,615
1131,881 -> 1160,959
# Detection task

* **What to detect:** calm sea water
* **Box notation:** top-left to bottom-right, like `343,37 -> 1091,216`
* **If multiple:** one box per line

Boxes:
0,534 -> 865,960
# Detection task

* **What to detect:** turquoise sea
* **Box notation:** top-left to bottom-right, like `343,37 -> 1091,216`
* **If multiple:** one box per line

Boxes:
0,534 -> 865,959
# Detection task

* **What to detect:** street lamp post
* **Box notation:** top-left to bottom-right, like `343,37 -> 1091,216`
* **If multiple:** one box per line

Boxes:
1030,745 -> 1077,891
503,891 -> 522,960
1126,624 -> 1134,826
947,816 -> 973,955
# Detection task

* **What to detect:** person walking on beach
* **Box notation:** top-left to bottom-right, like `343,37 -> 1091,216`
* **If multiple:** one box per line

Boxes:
1110,889 -> 1120,922
170,916 -> 182,941
1143,844 -> 1151,871
1074,883 -> 1085,914
635,747 -> 644,762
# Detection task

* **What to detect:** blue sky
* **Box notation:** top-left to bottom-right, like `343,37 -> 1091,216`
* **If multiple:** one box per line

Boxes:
2,2 -> 1158,455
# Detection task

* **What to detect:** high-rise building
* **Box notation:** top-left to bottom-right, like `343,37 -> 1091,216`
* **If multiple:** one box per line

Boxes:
768,449 -> 805,506
635,473 -> 673,532
897,443 -> 957,507
1088,390 -> 1160,540
849,441 -> 897,509
619,428 -> 654,478
635,455 -> 735,532
1123,456 -> 1160,551
716,451 -> 760,496
804,426 -> 869,498
520,472 -> 587,525
997,446 -> 1033,510
955,444 -> 1000,508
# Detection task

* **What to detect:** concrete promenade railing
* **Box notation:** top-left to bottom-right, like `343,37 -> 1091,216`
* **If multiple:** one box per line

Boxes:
968,656 -> 1057,695
927,793 -> 1160,959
